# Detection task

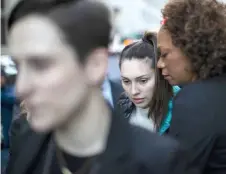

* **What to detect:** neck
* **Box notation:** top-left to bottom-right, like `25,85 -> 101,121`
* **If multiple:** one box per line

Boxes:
54,89 -> 111,157
135,107 -> 149,117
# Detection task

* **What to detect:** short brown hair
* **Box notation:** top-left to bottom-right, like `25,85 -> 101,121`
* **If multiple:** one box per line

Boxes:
8,0 -> 111,63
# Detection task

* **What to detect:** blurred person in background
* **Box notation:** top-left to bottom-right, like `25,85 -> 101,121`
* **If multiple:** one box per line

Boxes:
118,32 -> 180,133
6,0 -> 194,174
1,67 -> 17,148
102,76 -> 123,108
157,0 -> 226,173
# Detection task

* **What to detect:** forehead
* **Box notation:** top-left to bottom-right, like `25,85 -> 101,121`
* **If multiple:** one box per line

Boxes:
121,58 -> 153,78
157,29 -> 173,48
8,15 -> 67,59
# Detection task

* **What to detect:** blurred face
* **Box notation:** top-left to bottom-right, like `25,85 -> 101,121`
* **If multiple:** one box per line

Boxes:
157,29 -> 196,85
8,16 -> 90,133
120,58 -> 155,109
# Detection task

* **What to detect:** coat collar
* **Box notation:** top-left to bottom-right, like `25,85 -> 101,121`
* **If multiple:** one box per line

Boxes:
118,92 -> 134,118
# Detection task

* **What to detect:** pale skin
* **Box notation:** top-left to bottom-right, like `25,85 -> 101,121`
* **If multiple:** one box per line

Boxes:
9,15 -> 111,157
120,58 -> 155,109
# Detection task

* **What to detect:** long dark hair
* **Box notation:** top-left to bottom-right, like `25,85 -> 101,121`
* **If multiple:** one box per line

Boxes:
148,35 -> 173,129
119,31 -> 173,127
119,31 -> 156,68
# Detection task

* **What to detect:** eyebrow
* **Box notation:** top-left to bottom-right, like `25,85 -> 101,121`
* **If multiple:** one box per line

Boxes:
121,75 -> 151,80
157,46 -> 171,52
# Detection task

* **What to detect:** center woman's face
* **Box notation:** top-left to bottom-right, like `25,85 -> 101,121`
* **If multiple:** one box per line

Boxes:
120,58 -> 155,109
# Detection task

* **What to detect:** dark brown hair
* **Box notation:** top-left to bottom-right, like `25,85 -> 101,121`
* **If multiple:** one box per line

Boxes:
161,0 -> 226,79
120,31 -> 173,127
148,48 -> 173,128
119,31 -> 157,68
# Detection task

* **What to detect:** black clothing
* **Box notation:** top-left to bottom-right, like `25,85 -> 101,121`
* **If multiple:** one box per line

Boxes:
51,148 -> 91,174
118,92 -> 134,118
169,74 -> 226,174
6,108 -> 198,174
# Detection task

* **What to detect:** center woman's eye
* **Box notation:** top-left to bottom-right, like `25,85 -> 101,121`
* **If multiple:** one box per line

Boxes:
139,79 -> 148,84
122,79 -> 130,85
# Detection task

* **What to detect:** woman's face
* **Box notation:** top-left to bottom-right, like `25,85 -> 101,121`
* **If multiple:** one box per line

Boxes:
120,58 -> 155,109
157,29 -> 196,85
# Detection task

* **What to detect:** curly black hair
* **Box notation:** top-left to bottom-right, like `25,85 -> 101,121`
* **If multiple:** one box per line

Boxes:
161,0 -> 226,79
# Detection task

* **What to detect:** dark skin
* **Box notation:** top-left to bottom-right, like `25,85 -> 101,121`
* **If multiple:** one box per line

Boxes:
157,29 -> 197,86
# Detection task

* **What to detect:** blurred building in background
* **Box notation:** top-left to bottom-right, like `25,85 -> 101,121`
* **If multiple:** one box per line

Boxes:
1,0 -> 168,54
106,0 -> 168,35
2,0 -> 226,55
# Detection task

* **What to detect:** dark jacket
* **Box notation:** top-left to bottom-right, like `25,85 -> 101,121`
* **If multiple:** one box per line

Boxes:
1,85 -> 17,147
7,109 -> 198,174
118,92 -> 134,119
168,74 -> 226,174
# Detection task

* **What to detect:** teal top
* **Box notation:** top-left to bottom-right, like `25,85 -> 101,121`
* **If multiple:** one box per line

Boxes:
159,86 -> 181,135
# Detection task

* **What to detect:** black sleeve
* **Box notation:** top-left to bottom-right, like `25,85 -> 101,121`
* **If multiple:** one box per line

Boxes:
149,138 -> 200,174
169,86 -> 215,173
136,128 -> 200,174
164,143 -> 200,174
6,116 -> 29,174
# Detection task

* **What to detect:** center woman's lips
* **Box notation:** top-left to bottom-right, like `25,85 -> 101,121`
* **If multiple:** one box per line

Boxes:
133,98 -> 144,104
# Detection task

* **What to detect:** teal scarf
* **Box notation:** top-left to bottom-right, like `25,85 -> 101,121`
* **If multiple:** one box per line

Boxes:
159,86 -> 181,135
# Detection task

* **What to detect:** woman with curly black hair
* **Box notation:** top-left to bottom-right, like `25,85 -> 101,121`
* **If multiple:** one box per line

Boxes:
157,0 -> 226,173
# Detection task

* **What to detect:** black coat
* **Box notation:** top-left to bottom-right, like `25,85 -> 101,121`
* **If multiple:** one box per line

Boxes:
118,92 -> 135,118
6,109 -> 198,174
168,74 -> 226,174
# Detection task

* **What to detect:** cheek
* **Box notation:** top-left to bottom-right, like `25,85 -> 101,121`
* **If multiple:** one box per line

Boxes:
122,84 -> 130,95
141,79 -> 155,97
166,54 -> 185,72
37,65 -> 83,103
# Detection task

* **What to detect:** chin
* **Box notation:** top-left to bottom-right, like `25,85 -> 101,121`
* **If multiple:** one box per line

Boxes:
167,79 -> 178,86
29,116 -> 56,133
135,103 -> 148,109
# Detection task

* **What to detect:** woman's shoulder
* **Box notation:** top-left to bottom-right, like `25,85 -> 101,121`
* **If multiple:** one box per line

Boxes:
173,77 -> 226,125
118,92 -> 134,118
